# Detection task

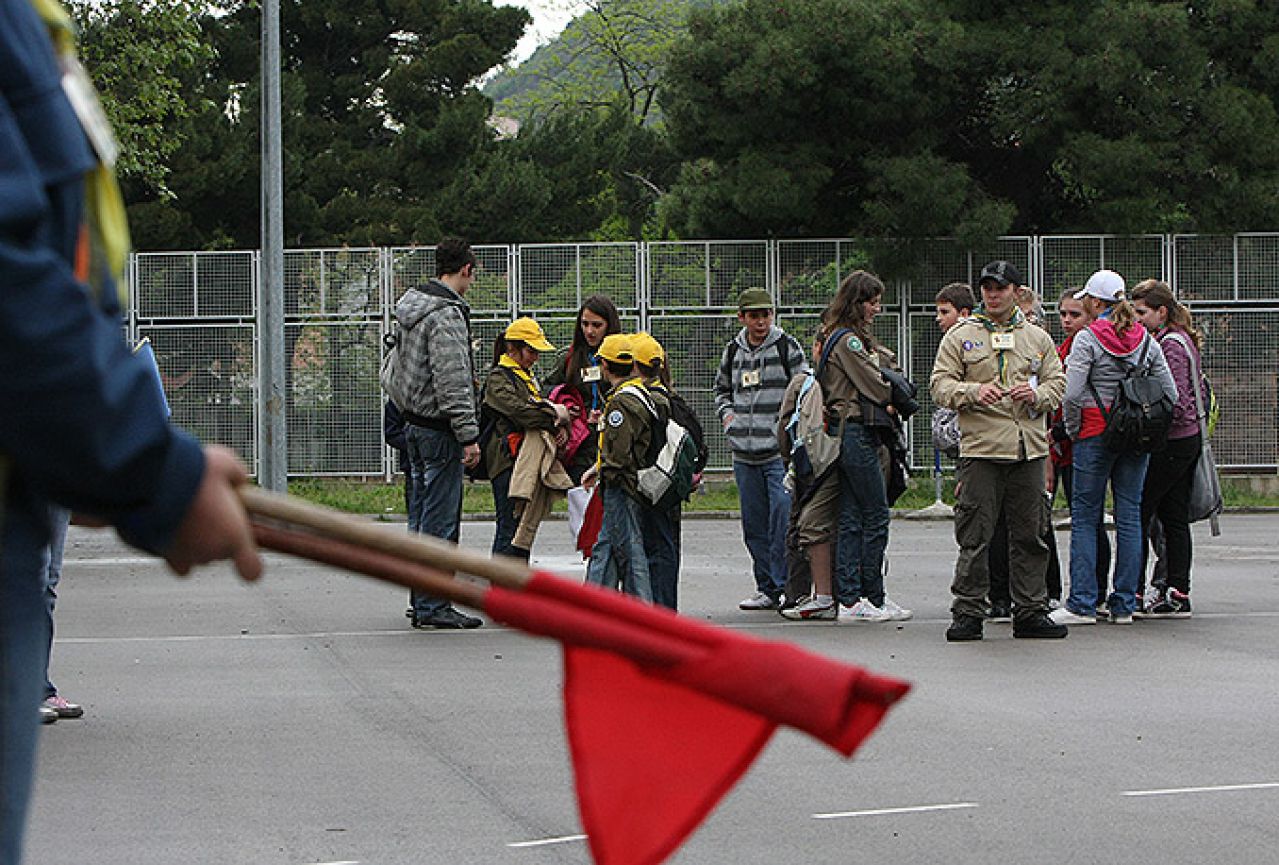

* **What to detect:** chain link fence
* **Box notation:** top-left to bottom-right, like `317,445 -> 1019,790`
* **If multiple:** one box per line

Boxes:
128,235 -> 1279,478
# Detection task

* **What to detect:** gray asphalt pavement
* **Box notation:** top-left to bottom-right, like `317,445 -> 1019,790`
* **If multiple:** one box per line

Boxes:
26,513 -> 1279,864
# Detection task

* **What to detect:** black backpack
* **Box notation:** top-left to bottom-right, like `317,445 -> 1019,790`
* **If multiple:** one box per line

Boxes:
1088,336 -> 1174,454
666,391 -> 709,474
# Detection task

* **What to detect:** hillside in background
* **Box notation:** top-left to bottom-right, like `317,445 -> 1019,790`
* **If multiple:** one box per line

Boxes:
484,0 -> 707,126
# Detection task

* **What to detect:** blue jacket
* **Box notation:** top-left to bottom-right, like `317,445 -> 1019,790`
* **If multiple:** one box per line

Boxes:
1,0 -> 204,554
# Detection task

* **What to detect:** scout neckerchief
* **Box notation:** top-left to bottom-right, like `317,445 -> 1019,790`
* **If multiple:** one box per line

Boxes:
970,304 -> 1026,387
498,354 -> 541,399
595,377 -> 649,470
30,0 -> 131,307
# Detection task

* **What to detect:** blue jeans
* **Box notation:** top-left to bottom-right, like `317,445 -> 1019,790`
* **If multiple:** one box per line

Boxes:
641,504 -> 681,610
1068,437 -> 1149,616
490,468 -> 518,556
44,506 -> 70,699
1,489 -> 54,865
732,458 -> 790,598
835,424 -> 890,607
586,486 -> 653,602
406,425 -> 464,616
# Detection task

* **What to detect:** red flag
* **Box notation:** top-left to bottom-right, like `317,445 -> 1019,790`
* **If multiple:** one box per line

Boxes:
246,518 -> 908,865
485,573 -> 910,865
575,486 -> 603,559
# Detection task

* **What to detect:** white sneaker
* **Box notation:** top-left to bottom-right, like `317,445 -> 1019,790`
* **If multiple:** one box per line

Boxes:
1048,607 -> 1096,626
879,596 -> 913,621
739,591 -> 778,611
839,599 -> 891,623
780,596 -> 837,621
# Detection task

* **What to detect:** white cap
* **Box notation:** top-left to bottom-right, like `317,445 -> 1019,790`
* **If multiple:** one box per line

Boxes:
1074,269 -> 1125,303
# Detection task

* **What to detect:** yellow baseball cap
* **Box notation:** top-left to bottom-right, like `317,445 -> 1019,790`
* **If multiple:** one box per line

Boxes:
597,333 -> 635,364
631,332 -> 665,366
504,317 -> 555,352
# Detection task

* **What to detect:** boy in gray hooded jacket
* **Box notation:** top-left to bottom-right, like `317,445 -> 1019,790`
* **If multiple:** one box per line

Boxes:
714,288 -> 809,609
382,237 -> 484,630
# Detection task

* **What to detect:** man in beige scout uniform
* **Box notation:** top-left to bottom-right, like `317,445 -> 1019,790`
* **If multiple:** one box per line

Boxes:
930,260 -> 1067,642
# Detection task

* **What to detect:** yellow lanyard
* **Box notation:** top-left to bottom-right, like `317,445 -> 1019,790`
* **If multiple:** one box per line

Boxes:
498,355 -> 541,399
29,0 -> 130,304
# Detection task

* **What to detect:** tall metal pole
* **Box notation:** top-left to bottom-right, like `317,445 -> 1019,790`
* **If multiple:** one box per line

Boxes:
259,0 -> 287,491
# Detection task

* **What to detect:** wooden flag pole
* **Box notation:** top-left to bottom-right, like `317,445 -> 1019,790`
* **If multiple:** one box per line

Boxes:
239,486 -> 531,590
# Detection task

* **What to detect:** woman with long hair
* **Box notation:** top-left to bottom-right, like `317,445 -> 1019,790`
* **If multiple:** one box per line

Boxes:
818,270 -> 912,622
545,294 -> 623,483
1053,271 -> 1176,626
1130,279 -> 1203,618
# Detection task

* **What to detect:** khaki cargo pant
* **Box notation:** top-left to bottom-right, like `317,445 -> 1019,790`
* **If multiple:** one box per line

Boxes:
951,457 -> 1051,621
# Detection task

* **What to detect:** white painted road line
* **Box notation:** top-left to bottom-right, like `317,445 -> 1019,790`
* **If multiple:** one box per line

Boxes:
507,834 -> 586,848
1122,781 -> 1279,798
813,802 -> 978,820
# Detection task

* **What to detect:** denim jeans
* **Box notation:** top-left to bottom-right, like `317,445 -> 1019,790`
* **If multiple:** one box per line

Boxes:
586,486 -> 653,602
490,468 -> 518,556
1068,437 -> 1149,616
835,423 -> 890,607
732,458 -> 790,598
406,425 -> 464,616
641,504 -> 681,610
44,506 -> 70,698
1,489 -> 55,865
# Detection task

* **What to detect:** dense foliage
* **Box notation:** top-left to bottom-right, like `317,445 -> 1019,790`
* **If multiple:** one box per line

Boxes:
75,0 -> 1279,249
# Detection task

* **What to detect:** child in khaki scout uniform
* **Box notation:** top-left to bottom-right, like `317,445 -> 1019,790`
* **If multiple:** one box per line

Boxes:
583,334 -> 656,601
483,317 -> 573,560
777,329 -> 843,620
630,332 -> 682,610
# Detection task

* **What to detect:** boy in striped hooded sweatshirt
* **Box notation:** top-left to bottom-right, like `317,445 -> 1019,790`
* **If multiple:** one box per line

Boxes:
714,288 -> 809,610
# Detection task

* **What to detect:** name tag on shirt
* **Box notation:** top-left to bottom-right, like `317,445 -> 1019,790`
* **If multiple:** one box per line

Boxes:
581,365 -> 602,383
741,369 -> 761,388
992,332 -> 1016,350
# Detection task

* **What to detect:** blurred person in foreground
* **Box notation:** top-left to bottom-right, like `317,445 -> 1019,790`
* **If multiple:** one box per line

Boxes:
2,1 -> 261,860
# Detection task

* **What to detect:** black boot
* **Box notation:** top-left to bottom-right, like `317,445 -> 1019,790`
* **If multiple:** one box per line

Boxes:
946,614 -> 984,642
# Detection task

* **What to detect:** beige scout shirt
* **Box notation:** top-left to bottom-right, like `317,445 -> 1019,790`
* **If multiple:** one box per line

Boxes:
930,317 -> 1065,461
818,329 -> 895,424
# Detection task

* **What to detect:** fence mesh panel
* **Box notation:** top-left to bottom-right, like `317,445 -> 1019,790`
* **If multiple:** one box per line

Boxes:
127,236 -> 1279,475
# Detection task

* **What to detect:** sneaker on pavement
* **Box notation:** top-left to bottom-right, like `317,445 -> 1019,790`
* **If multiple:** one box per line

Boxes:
739,591 -> 779,611
986,600 -> 1012,623
946,614 -> 984,642
1049,607 -> 1096,626
43,695 -> 83,719
1110,613 -> 1134,625
780,596 -> 837,621
39,705 -> 58,725
880,597 -> 914,621
1143,588 -> 1192,619
1094,606 -> 1110,620
412,606 -> 483,629
839,599 -> 892,623
1014,612 -> 1069,639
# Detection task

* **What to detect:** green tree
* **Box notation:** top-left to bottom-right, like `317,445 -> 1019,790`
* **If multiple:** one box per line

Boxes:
939,0 -> 1279,233
70,0 -> 216,198
658,0 -> 1002,243
119,0 -> 530,249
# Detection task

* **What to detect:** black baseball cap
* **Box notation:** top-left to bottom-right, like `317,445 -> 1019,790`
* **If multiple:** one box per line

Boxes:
978,260 -> 1023,287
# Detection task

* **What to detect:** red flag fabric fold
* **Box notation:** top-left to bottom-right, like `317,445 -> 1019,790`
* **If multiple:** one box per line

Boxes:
484,572 -> 911,865
563,646 -> 775,865
485,572 -> 910,755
